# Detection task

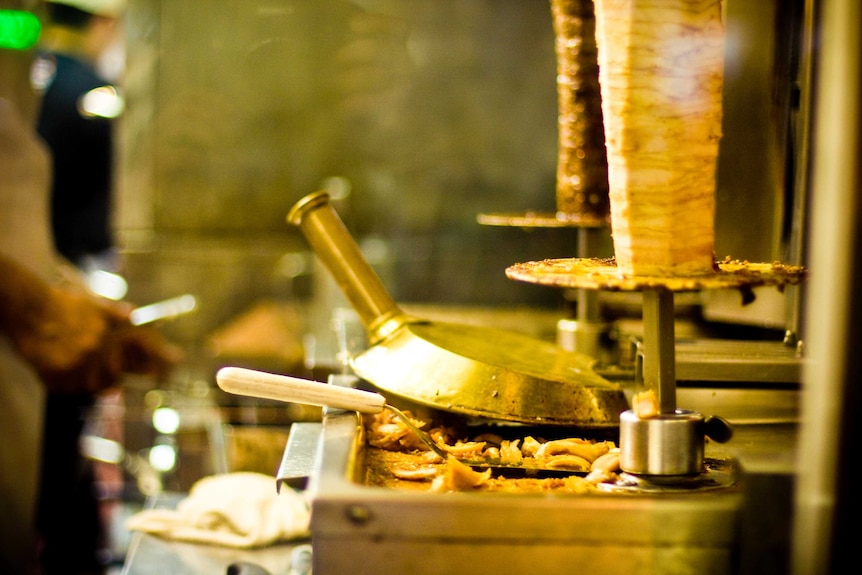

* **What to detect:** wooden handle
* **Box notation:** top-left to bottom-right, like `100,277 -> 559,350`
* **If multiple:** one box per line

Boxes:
215,366 -> 386,414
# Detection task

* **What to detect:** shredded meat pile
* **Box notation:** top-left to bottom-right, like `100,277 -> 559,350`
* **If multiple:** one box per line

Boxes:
363,410 -> 622,493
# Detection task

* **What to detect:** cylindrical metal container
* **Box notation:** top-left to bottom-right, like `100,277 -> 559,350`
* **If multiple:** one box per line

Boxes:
619,409 -> 706,476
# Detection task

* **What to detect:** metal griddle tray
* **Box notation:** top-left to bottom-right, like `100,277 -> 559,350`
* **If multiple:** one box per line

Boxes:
284,409 -> 743,575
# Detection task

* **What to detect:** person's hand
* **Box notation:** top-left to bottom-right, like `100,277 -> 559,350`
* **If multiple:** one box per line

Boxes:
2,261 -> 183,394
31,287 -> 181,394
110,321 -> 185,382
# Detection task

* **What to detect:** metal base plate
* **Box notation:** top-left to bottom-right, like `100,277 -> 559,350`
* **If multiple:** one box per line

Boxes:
477,211 -> 608,229
506,257 -> 808,292
599,458 -> 738,494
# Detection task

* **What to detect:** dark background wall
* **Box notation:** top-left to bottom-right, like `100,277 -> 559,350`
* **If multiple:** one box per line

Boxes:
114,0 -> 795,368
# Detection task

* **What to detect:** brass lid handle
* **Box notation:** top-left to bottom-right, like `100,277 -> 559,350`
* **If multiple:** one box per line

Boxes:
287,191 -> 408,343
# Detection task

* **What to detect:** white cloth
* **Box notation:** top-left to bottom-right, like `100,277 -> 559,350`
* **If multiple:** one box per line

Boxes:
126,472 -> 311,548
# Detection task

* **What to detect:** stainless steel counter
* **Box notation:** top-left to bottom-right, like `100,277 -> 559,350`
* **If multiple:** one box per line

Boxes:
121,414 -> 797,575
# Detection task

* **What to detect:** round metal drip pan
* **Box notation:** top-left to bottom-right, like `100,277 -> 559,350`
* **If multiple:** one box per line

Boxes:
477,211 -> 608,229
506,257 -> 808,292
598,458 -> 738,494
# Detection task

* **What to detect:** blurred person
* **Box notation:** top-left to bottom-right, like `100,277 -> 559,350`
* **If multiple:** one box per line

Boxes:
1,4 -> 180,573
34,0 -> 125,275
0,251 -> 180,575
32,1 -> 126,572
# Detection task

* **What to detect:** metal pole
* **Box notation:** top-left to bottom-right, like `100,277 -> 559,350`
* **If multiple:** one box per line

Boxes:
641,288 -> 676,414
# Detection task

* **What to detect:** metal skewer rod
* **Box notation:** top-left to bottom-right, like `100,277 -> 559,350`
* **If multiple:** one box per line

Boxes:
576,227 -> 602,324
641,287 -> 676,414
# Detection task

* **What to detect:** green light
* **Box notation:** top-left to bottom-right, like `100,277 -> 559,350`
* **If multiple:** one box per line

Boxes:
0,10 -> 41,51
